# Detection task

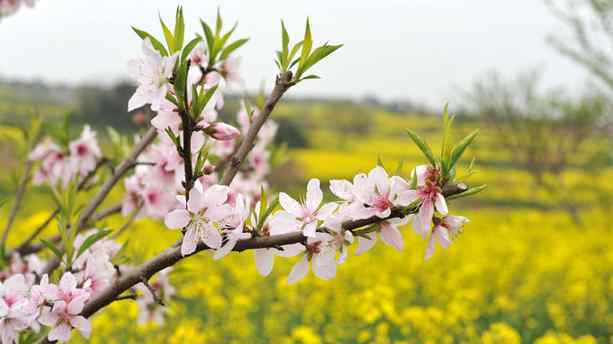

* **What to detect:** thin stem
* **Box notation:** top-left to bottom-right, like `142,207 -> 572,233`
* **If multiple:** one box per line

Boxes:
9,158 -> 108,258
220,71 -> 294,186
0,160 -> 33,255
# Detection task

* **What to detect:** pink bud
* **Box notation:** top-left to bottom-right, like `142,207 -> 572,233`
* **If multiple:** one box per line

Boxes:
205,122 -> 240,141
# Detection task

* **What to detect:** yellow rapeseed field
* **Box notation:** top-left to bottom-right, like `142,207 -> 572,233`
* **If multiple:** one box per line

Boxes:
3,112 -> 611,343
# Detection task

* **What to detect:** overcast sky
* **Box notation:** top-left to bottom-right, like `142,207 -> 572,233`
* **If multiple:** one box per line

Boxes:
0,0 -> 590,106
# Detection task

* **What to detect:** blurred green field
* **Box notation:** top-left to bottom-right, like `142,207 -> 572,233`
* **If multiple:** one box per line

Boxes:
1,103 -> 611,343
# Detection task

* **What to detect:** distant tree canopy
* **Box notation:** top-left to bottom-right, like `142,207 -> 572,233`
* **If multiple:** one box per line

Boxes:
75,81 -> 145,131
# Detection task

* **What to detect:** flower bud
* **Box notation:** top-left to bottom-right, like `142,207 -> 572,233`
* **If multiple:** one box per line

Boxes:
204,122 -> 240,141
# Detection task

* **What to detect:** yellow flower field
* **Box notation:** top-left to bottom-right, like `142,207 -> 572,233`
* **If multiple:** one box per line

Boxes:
2,112 -> 611,343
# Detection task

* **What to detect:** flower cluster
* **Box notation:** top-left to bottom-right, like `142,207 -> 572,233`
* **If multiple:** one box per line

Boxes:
122,33 -> 277,220
163,164 -> 470,284
0,230 -> 176,342
29,126 -> 102,188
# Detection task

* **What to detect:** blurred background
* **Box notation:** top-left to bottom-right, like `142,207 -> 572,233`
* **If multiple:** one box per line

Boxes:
1,1 -> 611,343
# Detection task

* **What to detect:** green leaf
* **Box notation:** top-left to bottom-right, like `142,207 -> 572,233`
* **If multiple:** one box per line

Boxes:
406,129 -> 437,166
40,239 -> 63,259
200,20 -> 215,63
297,18 -> 313,77
297,44 -> 342,78
195,85 -> 219,117
298,74 -> 320,82
448,129 -> 479,171
174,6 -> 185,50
221,38 -> 249,60
215,8 -> 223,35
288,41 -> 304,67
395,159 -> 405,176
174,60 -> 190,107
446,185 -> 487,201
281,20 -> 289,58
131,27 -> 169,56
180,37 -> 203,63
216,22 -> 238,56
76,229 -> 112,259
159,15 -> 176,53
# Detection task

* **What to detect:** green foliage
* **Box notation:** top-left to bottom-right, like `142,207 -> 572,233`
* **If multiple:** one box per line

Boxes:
275,19 -> 342,83
76,229 -> 112,260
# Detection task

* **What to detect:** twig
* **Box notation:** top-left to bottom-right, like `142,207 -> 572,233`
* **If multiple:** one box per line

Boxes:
220,71 -> 294,186
1,160 -> 33,254
9,159 -> 108,258
17,203 -> 123,257
111,204 -> 142,239
140,276 -> 164,306
112,293 -> 137,303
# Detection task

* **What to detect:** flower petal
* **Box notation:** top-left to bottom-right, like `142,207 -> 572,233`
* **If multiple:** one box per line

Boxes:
435,193 -> 448,215
201,225 -> 222,249
254,249 -> 274,276
164,209 -> 190,229
287,255 -> 310,285
279,193 -> 303,218
355,232 -> 377,255
181,228 -> 199,256
305,178 -> 323,212
380,222 -> 404,251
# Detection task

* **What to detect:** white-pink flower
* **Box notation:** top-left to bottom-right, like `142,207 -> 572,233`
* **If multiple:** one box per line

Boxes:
213,194 -> 252,260
39,299 -> 90,342
252,206 -> 302,276
190,42 -> 208,68
150,100 -> 181,133
68,125 -> 102,178
354,216 -> 410,255
287,232 -> 337,284
425,215 -> 468,260
279,179 -> 337,237
0,275 -> 34,343
352,166 -> 415,219
165,183 -> 234,256
128,38 -> 178,112
410,165 -> 448,238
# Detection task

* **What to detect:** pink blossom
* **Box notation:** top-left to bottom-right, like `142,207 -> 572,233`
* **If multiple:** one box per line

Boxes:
425,215 -> 469,260
410,165 -> 448,238
141,183 -> 177,219
0,274 -> 35,343
252,206 -> 302,276
221,56 -> 242,86
150,100 -> 181,133
204,122 -> 241,141
354,216 -> 410,255
287,232 -> 337,284
164,183 -> 234,256
68,125 -> 102,178
39,299 -> 91,342
352,166 -> 416,219
279,179 -> 338,237
127,38 -> 178,111
189,42 -> 208,68
213,194 -> 252,260
121,175 -> 145,217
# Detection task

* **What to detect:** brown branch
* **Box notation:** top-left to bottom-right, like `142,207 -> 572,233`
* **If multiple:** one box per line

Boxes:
81,183 -> 467,318
1,160 -> 33,254
220,71 -> 294,186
